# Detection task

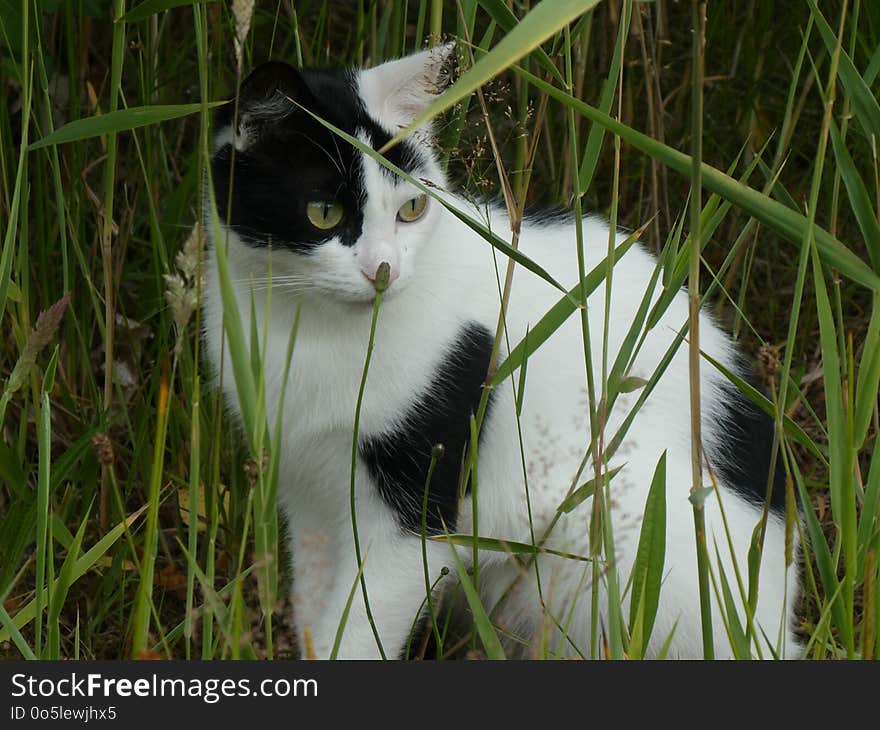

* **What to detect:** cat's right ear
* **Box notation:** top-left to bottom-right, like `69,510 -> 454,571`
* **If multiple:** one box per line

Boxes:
214,62 -> 313,151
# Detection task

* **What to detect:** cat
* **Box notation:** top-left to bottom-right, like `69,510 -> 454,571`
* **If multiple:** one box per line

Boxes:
203,44 -> 801,659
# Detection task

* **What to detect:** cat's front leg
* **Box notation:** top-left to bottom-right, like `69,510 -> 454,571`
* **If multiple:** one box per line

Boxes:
290,521 -> 453,660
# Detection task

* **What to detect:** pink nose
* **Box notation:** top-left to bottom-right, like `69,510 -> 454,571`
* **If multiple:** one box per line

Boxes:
362,265 -> 399,287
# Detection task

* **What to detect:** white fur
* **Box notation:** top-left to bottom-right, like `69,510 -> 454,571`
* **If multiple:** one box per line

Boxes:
359,43 -> 453,134
204,51 -> 801,660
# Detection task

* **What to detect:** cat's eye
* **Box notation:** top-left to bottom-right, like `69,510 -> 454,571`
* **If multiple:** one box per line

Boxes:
397,194 -> 428,223
306,201 -> 344,230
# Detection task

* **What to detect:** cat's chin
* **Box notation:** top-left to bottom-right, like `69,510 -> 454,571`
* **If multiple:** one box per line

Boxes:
351,277 -> 409,304
351,285 -> 403,307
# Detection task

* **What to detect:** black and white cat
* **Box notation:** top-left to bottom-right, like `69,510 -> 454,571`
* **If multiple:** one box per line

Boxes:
204,45 -> 801,659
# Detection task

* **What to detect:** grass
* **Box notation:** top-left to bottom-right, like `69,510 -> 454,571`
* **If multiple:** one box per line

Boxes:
0,0 -> 878,660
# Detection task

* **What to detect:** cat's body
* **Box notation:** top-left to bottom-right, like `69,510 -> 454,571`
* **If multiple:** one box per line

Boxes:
204,46 -> 801,659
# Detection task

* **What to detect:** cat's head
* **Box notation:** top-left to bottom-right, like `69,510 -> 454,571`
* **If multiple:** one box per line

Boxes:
209,44 -> 455,303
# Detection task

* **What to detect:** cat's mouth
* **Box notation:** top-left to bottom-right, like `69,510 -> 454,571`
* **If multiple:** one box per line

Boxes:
357,281 -> 402,306
303,277 -> 404,308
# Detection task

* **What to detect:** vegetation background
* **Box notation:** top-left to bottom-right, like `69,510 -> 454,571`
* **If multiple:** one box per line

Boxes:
0,0 -> 878,659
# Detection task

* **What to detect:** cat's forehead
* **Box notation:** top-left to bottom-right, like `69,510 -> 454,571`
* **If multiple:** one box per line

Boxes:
308,68 -> 430,179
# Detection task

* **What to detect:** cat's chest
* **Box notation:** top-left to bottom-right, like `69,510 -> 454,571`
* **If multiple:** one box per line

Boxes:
260,298 -> 472,443
273,315 -> 497,534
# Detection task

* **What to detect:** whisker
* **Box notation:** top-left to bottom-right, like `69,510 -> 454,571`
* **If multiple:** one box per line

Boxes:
230,276 -> 315,285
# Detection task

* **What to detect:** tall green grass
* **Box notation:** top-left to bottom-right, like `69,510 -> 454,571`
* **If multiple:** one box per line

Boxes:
0,0 -> 877,660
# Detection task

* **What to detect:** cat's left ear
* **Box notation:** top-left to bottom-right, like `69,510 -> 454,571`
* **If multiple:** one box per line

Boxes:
359,42 -> 456,131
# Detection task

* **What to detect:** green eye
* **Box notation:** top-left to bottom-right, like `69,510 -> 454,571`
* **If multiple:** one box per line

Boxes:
306,201 -> 344,230
397,194 -> 428,222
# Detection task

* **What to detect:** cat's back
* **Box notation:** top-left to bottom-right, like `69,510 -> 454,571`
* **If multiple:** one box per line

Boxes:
448,204 -> 747,536
455,204 -> 736,386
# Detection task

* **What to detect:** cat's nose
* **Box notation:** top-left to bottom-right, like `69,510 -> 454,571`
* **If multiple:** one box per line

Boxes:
358,241 -> 400,288
362,262 -> 399,288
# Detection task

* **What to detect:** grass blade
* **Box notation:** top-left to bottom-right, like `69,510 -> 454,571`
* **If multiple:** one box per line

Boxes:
0,61 -> 31,326
578,0 -> 631,192
130,366 -> 172,657
122,0 -> 215,23
556,465 -> 623,515
0,503 -> 148,643
28,102 -> 226,151
380,0 -> 602,153
807,0 -> 880,138
811,244 -> 856,656
516,67 -> 880,292
0,602 -> 36,660
854,294 -> 880,451
828,116 -> 880,271
491,232 -> 641,387
713,542 -> 751,659
700,351 -> 824,462
628,452 -> 666,658
474,0 -> 564,84
442,526 -> 505,659
204,178 -> 260,445
46,504 -> 90,659
435,534 -> 593,564
329,552 -> 369,660
857,441 -> 880,577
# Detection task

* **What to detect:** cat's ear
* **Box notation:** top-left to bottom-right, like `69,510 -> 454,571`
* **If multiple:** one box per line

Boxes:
214,61 -> 313,149
359,42 -> 456,131
237,61 -> 313,114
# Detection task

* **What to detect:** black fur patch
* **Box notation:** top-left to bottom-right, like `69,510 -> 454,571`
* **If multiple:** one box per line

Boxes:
360,323 -> 495,535
707,382 -> 788,515
399,611 -> 433,660
211,63 -> 426,252
522,204 -> 572,227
